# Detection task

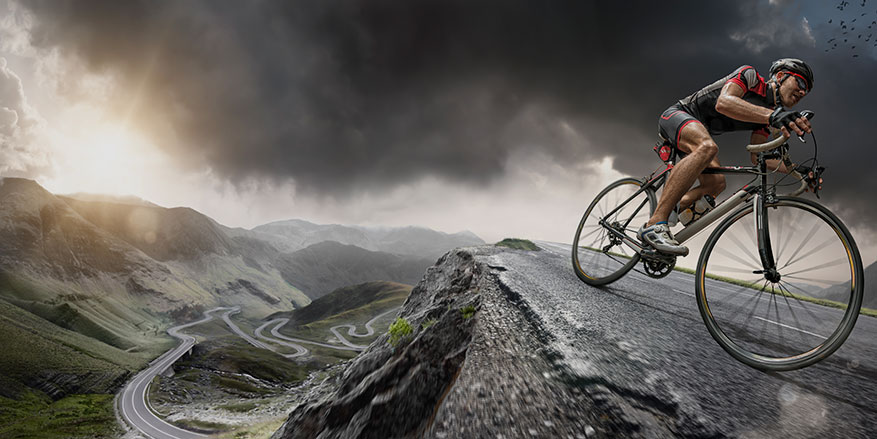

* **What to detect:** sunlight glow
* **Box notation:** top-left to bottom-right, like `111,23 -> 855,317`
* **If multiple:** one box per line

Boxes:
43,117 -> 165,198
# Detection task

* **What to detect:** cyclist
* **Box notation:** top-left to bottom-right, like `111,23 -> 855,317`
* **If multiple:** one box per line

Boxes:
639,58 -> 817,256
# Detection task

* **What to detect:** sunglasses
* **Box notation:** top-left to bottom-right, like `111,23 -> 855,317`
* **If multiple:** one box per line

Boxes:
784,71 -> 810,92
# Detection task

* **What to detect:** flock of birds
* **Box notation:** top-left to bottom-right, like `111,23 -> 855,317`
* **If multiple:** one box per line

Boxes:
826,0 -> 877,57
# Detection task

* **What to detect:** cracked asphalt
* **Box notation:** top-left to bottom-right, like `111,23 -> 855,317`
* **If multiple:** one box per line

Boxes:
482,241 -> 877,438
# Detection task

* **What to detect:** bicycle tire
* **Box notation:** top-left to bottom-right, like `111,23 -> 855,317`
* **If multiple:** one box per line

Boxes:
696,196 -> 864,371
572,177 -> 656,286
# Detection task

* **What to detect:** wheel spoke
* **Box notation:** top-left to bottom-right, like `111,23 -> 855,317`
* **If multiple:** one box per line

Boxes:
573,179 -> 654,285
695,199 -> 861,369
780,220 -> 823,270
783,257 -> 849,277
780,236 -> 839,270
725,230 -> 762,267
714,245 -> 761,271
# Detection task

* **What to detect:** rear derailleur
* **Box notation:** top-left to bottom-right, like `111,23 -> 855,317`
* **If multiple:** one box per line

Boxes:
640,249 -> 676,279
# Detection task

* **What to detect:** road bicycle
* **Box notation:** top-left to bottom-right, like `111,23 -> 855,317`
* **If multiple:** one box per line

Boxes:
571,111 -> 864,371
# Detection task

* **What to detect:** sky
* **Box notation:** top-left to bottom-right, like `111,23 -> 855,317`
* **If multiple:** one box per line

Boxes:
1,0 -> 876,265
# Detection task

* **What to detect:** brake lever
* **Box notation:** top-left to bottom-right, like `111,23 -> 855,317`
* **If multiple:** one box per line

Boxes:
797,110 -> 815,143
810,166 -> 825,199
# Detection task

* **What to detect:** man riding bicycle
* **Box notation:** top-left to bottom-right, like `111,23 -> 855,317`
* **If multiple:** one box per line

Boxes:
639,58 -> 821,256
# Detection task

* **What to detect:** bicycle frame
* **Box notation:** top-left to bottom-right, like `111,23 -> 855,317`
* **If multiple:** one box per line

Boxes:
597,150 -> 796,274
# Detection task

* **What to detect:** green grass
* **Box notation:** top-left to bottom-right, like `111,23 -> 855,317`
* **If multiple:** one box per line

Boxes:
0,391 -> 122,439
496,238 -> 541,251
219,401 -> 258,413
0,298 -> 154,395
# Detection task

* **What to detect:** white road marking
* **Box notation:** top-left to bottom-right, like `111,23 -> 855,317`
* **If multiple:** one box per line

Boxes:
753,316 -> 826,338
672,288 -> 695,297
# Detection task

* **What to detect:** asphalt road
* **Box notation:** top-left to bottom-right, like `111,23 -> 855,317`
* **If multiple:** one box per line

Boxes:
118,307 -> 235,439
493,240 -> 877,437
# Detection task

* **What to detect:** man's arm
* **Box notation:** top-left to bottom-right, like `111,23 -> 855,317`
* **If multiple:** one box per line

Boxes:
716,82 -> 773,124
715,82 -> 809,137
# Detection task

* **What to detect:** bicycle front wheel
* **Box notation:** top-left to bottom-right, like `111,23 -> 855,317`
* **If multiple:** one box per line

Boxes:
696,196 -> 864,371
572,177 -> 656,286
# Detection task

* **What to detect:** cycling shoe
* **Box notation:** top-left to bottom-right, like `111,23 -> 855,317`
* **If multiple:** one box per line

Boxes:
638,222 -> 689,256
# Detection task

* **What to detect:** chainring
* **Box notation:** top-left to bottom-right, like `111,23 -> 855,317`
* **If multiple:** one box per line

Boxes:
641,253 -> 676,279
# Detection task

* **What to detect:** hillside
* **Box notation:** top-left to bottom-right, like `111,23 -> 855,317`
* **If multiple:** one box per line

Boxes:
273,241 -> 433,299
269,281 -> 411,326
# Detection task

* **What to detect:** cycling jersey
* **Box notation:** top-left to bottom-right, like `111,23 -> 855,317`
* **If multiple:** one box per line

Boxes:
659,65 -> 776,147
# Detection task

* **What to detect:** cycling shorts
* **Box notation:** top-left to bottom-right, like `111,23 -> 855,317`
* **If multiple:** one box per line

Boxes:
658,104 -> 704,149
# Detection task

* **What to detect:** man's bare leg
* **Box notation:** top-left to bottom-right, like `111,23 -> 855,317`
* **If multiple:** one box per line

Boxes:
647,122 -> 725,226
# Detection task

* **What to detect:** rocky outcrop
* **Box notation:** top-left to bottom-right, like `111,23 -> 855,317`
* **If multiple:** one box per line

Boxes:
272,249 -> 482,438
271,247 -> 598,439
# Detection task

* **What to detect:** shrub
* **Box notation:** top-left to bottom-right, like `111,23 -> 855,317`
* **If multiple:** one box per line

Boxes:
387,317 -> 413,347
461,305 -> 476,319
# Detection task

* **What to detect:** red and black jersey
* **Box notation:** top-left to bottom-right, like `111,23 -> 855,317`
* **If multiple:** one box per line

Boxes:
677,65 -> 776,137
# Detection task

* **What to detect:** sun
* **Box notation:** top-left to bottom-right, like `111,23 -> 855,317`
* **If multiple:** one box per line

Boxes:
46,121 -> 163,198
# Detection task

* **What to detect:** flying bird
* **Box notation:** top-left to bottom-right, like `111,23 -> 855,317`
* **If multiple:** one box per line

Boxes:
853,54 -> 859,57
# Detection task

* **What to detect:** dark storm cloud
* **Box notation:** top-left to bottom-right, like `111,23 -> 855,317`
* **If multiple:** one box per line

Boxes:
16,1 -> 877,227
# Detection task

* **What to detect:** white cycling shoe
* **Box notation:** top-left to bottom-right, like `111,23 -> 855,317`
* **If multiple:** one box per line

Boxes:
638,222 -> 689,256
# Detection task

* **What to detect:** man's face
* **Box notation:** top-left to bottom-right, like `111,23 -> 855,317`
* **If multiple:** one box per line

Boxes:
778,72 -> 808,107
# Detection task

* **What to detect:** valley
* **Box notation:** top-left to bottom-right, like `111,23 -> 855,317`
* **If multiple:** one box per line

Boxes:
0,178 -> 480,438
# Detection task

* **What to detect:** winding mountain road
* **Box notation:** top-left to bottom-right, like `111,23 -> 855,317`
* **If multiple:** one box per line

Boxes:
119,306 -> 396,438
118,307 -> 234,439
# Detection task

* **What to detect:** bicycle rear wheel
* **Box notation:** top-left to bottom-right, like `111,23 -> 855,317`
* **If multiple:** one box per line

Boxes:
696,196 -> 864,371
572,178 -> 656,286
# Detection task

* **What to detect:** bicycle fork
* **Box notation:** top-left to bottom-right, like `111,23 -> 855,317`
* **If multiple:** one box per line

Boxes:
753,193 -> 781,282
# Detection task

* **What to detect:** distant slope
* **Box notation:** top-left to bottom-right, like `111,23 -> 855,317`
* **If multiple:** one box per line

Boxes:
247,219 -> 484,258
270,281 -> 411,326
820,261 -> 877,309
60,197 -> 237,262
273,241 -> 432,299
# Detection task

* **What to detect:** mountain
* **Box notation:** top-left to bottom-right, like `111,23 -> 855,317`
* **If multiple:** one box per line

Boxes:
247,219 -> 484,258
0,178 -> 309,401
273,241 -> 434,299
820,260 -> 877,309
0,177 -> 471,405
62,192 -> 159,207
